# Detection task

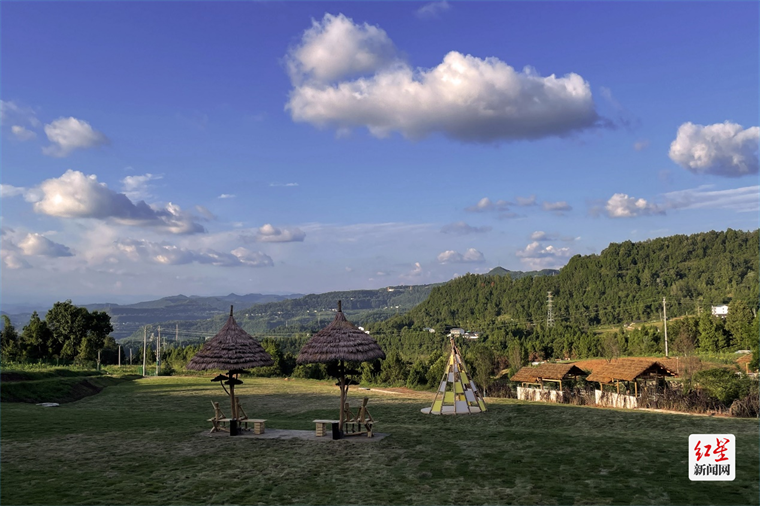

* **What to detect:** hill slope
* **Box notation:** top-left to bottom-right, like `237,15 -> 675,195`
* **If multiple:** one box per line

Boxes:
376,228 -> 759,331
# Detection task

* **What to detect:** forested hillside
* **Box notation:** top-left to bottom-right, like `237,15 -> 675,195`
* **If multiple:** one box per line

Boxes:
365,229 -> 759,367
382,229 -> 758,330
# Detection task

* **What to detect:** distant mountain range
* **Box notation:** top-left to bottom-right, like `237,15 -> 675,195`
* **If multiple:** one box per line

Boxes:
2,293 -> 302,340
2,268 -> 561,343
486,267 -> 560,278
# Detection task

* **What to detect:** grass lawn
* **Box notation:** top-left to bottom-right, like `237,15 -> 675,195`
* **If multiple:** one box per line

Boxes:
1,376 -> 758,505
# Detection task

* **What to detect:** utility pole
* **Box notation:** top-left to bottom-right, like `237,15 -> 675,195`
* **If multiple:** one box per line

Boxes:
156,326 -> 161,376
118,345 -> 121,367
175,324 -> 179,345
130,348 -> 133,365
142,327 -> 147,377
663,297 -> 669,357
547,292 -> 555,328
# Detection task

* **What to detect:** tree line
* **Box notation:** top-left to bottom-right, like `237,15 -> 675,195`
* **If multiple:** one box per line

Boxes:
2,301 -> 113,364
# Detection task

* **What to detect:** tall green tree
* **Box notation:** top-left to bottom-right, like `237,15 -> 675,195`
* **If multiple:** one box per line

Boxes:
45,301 -> 113,361
19,312 -> 54,361
1,315 -> 20,361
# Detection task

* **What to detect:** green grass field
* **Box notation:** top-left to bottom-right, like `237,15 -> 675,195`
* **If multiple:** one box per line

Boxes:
1,376 -> 758,505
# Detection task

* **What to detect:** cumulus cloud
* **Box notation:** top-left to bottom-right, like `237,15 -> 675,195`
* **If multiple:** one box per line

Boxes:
669,121 -> 759,177
0,230 -> 31,269
115,239 -> 272,267
401,261 -> 424,279
516,194 -> 538,207
230,247 -> 275,267
18,233 -> 73,257
516,241 -> 571,269
542,201 -> 572,212
465,197 -> 510,213
285,14 -> 601,143
218,194 -> 235,199
33,170 -> 205,234
440,221 -> 491,235
121,173 -> 162,201
605,193 -> 663,218
416,1 -> 451,19
286,13 -> 399,85
269,182 -> 299,187
42,117 -> 108,157
11,125 -> 36,141
1,184 -> 27,198
437,248 -> 485,264
252,224 -> 306,243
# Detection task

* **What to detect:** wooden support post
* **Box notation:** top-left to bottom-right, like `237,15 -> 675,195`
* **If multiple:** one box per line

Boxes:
634,380 -> 638,397
616,381 -> 620,394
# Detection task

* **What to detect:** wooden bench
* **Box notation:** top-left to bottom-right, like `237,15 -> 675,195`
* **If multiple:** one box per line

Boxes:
313,419 -> 339,437
241,419 -> 266,435
343,397 -> 376,437
209,401 -> 231,433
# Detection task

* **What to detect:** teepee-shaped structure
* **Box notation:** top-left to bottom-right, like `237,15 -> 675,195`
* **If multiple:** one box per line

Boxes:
421,338 -> 487,415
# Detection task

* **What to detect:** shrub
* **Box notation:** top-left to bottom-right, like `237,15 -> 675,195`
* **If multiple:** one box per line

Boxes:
693,368 -> 755,406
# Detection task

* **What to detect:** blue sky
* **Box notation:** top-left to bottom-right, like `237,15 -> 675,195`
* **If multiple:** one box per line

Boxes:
1,1 -> 758,306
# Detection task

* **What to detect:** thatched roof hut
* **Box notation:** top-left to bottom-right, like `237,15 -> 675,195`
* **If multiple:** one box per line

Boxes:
187,306 -> 273,435
297,301 -> 385,435
187,307 -> 273,371
297,303 -> 386,365
586,359 -> 675,384
510,363 -> 587,384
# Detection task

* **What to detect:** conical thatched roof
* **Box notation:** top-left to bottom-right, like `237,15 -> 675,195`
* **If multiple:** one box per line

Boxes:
297,301 -> 386,364
186,307 -> 274,371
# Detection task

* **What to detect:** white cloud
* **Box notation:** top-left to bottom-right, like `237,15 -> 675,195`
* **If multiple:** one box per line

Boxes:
285,13 -> 399,85
605,193 -> 663,218
286,14 -> 600,143
42,117 -> 108,157
253,224 -> 306,243
0,230 -> 31,269
634,139 -> 649,151
416,1 -> 451,19
530,231 -> 557,241
440,221 -> 491,235
437,248 -> 485,264
516,241 -> 571,269
1,184 -> 27,198
669,121 -> 759,177
401,261 -> 424,279
194,205 -> 216,221
231,247 -> 275,267
662,185 -> 759,213
1,100 -> 40,127
33,170 -> 205,234
218,194 -> 235,199
18,233 -> 73,257
115,239 -> 273,268
11,125 -> 36,141
269,182 -> 299,187
515,194 -> 538,206
542,201 -> 572,212
465,197 -> 511,212
121,173 -> 162,201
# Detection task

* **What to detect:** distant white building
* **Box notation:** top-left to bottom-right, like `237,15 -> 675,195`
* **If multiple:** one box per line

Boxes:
449,328 -> 465,336
711,305 -> 729,317
423,327 -> 436,333
465,332 -> 480,339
